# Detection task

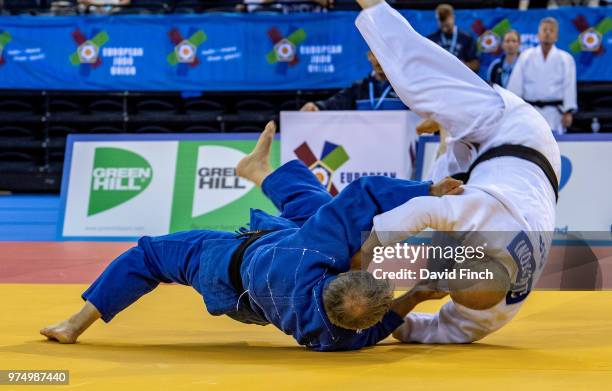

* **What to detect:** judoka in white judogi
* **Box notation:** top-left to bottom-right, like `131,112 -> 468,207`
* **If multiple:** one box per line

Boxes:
355,1 -> 561,343
507,26 -> 577,134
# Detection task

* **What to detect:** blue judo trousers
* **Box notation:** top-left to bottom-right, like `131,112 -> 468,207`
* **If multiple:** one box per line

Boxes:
83,160 -> 431,351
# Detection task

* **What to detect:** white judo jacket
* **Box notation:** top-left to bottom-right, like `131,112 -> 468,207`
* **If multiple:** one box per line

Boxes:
355,1 -> 561,343
507,45 -> 577,134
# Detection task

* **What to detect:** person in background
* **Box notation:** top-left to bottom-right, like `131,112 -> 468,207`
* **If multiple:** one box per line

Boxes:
427,4 -> 480,72
507,17 -> 577,134
487,30 -> 521,88
300,50 -> 399,111
78,0 -> 129,14
239,0 -> 333,13
518,0 -> 599,9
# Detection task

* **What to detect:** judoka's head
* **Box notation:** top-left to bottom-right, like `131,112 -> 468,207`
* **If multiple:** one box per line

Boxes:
538,17 -> 559,47
448,256 -> 511,311
323,270 -> 393,330
435,4 -> 455,35
502,30 -> 521,57
367,51 -> 386,82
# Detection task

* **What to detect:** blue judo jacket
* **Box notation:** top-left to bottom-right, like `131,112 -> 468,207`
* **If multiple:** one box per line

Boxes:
198,160 -> 431,352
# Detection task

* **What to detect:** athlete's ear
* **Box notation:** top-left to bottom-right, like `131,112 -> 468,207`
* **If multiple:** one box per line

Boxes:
416,119 -> 441,135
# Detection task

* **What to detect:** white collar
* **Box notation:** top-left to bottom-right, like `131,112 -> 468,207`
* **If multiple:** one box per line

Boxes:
537,44 -> 557,61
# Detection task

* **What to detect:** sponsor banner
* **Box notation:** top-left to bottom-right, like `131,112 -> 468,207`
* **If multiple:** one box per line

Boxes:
415,134 -> 612,232
0,7 -> 610,91
59,134 -> 279,240
280,111 -> 419,195
169,140 -> 279,233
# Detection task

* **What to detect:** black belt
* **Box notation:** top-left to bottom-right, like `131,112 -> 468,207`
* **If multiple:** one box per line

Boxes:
225,230 -> 274,326
229,230 -> 274,293
451,144 -> 559,202
525,99 -> 563,108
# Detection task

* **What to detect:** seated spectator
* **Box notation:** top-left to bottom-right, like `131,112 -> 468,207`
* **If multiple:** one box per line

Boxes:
507,17 -> 577,134
51,1 -> 78,15
239,0 -> 333,13
519,0 -> 599,8
427,4 -> 480,72
78,0 -> 129,14
300,51 -> 399,111
487,30 -> 521,88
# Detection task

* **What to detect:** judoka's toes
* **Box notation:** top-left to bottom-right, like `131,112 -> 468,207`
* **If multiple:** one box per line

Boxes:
249,121 -> 275,160
259,121 -> 276,152
40,322 -> 79,344
236,121 -> 275,185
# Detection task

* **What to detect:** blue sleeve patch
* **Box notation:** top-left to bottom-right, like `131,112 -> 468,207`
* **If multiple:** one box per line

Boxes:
505,231 -> 536,305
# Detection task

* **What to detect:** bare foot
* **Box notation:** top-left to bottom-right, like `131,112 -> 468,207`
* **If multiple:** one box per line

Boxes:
236,120 -> 276,187
40,301 -> 101,344
40,321 -> 80,344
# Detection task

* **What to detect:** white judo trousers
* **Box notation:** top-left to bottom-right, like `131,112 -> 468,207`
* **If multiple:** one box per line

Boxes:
355,2 -> 561,343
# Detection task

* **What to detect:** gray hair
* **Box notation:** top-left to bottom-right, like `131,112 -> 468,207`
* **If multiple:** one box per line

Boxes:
540,17 -> 559,30
323,270 -> 393,330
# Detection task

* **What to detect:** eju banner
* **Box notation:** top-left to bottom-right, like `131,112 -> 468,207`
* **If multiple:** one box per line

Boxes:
0,12 -> 370,91
0,7 -> 611,92
59,134 -> 280,240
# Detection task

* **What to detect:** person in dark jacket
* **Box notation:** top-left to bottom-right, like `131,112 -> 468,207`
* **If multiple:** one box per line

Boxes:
487,30 -> 521,88
427,4 -> 480,73
301,51 -> 399,111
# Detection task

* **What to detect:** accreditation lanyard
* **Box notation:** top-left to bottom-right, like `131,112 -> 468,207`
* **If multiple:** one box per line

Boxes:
440,26 -> 458,55
369,81 -> 393,110
501,58 -> 515,87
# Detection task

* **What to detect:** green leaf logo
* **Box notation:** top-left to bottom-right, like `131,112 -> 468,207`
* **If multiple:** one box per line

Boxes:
88,148 -> 153,216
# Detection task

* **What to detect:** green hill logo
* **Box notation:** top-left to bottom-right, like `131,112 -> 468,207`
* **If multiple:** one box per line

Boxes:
88,148 -> 153,216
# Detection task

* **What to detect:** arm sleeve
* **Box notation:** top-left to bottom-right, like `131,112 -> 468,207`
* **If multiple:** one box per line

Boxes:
372,195 -> 458,245
286,177 -> 431,271
314,310 -> 404,351
506,54 -> 525,98
261,160 -> 332,226
393,299 -> 520,343
315,82 -> 359,110
563,54 -> 578,113
355,2 -> 504,144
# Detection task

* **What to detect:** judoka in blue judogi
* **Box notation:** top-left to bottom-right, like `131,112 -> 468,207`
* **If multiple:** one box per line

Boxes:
41,123 -> 460,351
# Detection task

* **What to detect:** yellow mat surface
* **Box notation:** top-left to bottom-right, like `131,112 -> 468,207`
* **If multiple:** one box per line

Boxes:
1,284 -> 611,390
